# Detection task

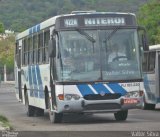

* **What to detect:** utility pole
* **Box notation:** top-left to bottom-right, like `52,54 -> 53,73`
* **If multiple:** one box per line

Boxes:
4,64 -> 6,82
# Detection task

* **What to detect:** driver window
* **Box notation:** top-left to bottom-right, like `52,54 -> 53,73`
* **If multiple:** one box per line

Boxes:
108,40 -> 127,63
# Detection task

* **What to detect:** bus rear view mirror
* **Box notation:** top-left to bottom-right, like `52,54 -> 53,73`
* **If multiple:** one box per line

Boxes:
142,34 -> 149,51
48,38 -> 56,58
138,26 -> 149,51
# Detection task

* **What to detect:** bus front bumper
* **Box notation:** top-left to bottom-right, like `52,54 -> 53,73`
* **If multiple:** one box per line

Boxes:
55,97 -> 143,113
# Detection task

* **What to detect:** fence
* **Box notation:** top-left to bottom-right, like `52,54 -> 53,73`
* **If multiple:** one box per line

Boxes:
0,65 -> 14,81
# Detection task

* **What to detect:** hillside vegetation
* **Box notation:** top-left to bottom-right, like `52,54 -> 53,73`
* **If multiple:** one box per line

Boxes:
0,0 -> 151,32
138,0 -> 160,44
0,35 -> 14,73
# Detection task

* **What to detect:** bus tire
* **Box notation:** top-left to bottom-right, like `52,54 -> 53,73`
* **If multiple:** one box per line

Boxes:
47,95 -> 63,123
143,103 -> 155,110
149,104 -> 156,110
25,91 -> 35,117
142,96 -> 156,110
49,112 -> 63,123
114,110 -> 128,121
35,107 -> 44,117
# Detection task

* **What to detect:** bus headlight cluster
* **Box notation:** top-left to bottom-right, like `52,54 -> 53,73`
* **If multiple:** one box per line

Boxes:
124,91 -> 139,98
65,94 -> 80,100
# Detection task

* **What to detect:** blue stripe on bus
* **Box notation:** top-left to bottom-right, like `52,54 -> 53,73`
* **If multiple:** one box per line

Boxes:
36,65 -> 44,98
27,65 -> 44,98
33,26 -> 37,33
28,66 -> 32,86
157,98 -> 160,103
92,84 -> 110,94
34,65 -> 39,98
77,85 -> 94,96
107,83 -> 127,95
28,66 -> 34,97
143,75 -> 152,93
29,24 -> 41,35
37,24 -> 40,31
33,66 -> 37,97
29,28 -> 32,35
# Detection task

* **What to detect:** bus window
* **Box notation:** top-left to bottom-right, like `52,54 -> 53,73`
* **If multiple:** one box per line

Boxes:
24,39 -> 28,65
28,37 -> 33,65
33,35 -> 38,64
142,52 -> 149,72
38,33 -> 43,63
148,51 -> 156,72
15,42 -> 20,67
44,30 -> 49,63
22,40 -> 24,65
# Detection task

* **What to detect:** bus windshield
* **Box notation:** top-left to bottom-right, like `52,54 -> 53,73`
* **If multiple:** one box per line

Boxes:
56,28 -> 141,82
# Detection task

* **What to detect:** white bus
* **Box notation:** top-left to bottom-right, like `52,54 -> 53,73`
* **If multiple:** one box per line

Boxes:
142,44 -> 160,110
15,11 -> 148,123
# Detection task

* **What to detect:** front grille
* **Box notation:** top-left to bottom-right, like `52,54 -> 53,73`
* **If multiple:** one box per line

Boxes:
83,103 -> 121,110
84,93 -> 121,100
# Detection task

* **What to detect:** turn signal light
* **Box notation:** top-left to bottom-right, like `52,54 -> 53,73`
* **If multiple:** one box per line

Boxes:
58,94 -> 64,100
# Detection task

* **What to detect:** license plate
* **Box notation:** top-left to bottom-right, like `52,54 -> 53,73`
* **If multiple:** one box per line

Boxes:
124,98 -> 138,104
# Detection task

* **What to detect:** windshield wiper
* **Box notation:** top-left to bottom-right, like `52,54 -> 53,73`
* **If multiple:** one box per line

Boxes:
75,28 -> 96,43
104,26 -> 121,42
75,28 -> 96,52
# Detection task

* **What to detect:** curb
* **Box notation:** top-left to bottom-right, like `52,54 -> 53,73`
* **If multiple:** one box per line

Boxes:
1,81 -> 15,85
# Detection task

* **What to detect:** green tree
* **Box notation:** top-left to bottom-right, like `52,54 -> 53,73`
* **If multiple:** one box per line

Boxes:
0,35 -> 15,72
138,0 -> 160,45
0,22 -> 4,33
0,0 -> 151,32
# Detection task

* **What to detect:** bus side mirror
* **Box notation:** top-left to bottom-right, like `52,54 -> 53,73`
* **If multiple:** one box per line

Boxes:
138,26 -> 149,51
142,34 -> 149,51
48,38 -> 56,58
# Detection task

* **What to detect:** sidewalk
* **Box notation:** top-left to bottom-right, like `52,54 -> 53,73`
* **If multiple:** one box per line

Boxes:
1,81 -> 15,85
0,82 -> 14,131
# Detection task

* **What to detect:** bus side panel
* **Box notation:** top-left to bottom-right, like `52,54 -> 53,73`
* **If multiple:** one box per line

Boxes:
21,64 -> 50,109
157,52 -> 160,102
143,73 -> 157,104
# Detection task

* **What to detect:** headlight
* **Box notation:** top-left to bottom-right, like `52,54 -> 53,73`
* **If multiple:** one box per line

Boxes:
65,94 -> 80,100
72,94 -> 80,100
124,91 -> 139,98
65,94 -> 72,100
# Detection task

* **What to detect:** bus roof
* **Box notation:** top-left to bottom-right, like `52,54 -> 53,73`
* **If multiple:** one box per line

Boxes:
16,11 -> 136,40
149,44 -> 160,51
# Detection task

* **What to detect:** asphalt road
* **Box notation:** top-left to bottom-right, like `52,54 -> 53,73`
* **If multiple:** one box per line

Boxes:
0,83 -> 160,137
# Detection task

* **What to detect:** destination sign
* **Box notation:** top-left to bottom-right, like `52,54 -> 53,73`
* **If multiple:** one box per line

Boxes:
56,13 -> 136,30
64,17 -> 125,28
84,17 -> 126,26
64,19 -> 78,27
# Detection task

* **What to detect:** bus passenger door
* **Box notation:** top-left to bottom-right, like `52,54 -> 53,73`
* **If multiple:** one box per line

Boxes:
49,27 -> 57,109
17,40 -> 22,101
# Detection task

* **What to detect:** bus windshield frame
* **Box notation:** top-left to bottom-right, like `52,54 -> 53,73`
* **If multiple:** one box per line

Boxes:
55,27 -> 142,83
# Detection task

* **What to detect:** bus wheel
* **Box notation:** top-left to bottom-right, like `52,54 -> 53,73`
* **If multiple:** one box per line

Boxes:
143,103 -> 155,110
35,107 -> 44,117
49,111 -> 63,123
114,110 -> 128,121
47,96 -> 63,123
25,92 -> 35,117
142,96 -> 156,110
149,104 -> 156,110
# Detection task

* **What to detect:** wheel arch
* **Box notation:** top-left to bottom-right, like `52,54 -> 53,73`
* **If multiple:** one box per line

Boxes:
24,85 -> 28,105
44,86 -> 49,109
